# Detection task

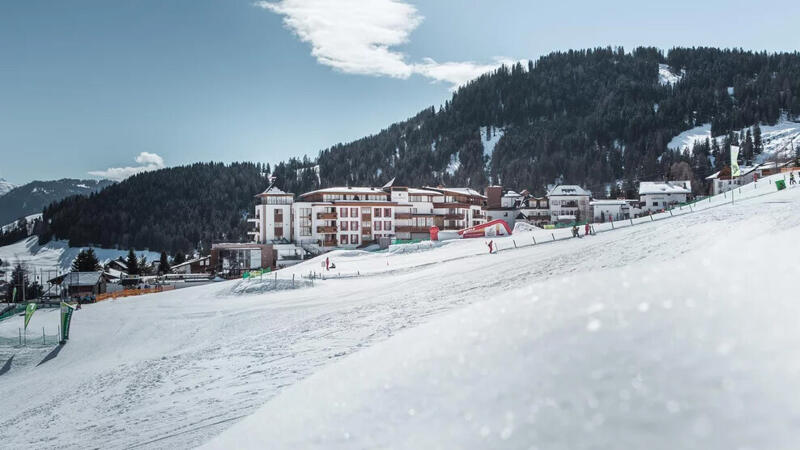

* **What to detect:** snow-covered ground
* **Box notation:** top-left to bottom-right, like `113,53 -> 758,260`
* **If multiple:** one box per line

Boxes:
2,172 -> 800,449
0,236 -> 160,273
658,63 -> 683,86
667,117 -> 800,162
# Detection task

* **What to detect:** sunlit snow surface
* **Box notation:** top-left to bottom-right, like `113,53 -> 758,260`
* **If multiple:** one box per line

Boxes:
667,118 -> 800,162
2,173 -> 800,449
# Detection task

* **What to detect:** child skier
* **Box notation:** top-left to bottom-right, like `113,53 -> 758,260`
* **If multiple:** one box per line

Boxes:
584,223 -> 591,236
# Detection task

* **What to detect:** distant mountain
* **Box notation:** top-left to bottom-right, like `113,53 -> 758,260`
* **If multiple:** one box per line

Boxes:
0,178 -> 15,197
0,178 -> 114,225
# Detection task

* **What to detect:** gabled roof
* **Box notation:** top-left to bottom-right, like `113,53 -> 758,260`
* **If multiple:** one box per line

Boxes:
256,185 -> 292,197
547,184 -> 591,197
638,181 -> 692,195
171,256 -> 210,269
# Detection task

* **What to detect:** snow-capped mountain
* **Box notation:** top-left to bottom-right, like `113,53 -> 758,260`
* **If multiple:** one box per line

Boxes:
0,178 -> 15,198
0,178 -> 114,225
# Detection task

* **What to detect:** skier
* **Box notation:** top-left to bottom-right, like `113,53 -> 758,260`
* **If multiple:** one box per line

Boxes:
486,240 -> 494,254
325,256 -> 330,271
572,226 -> 579,238
584,223 -> 591,236
790,172 -> 797,185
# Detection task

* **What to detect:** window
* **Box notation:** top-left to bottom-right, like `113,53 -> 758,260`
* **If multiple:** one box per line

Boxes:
375,221 -> 382,231
384,221 -> 391,230
361,207 -> 370,214
350,207 -> 358,217
299,207 -> 311,217
351,234 -> 359,245
340,235 -> 348,244
374,208 -> 382,217
341,221 -> 349,231
351,221 -> 359,231
362,221 -> 371,229
340,207 -> 348,218
274,226 -> 283,238
274,209 -> 283,223
652,201 -> 659,206
384,208 -> 391,217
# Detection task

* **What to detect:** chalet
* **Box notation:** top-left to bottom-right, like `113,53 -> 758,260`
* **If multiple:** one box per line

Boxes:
49,272 -> 109,300
547,185 -> 592,223
638,181 -> 692,213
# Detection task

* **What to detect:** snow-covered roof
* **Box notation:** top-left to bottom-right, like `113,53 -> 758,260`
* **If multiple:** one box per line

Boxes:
54,272 -> 105,287
503,190 -> 522,198
406,188 -> 441,196
638,181 -> 691,195
172,256 -> 209,269
547,184 -> 591,197
300,187 -> 388,198
425,187 -> 486,198
256,185 -> 292,197
590,200 -> 629,206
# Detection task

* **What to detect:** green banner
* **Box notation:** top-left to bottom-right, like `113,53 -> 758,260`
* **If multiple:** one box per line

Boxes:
60,302 -> 76,343
24,303 -> 37,330
776,179 -> 786,191
12,287 -> 17,302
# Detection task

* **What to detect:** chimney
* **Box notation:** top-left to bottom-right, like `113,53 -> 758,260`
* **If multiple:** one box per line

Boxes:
486,186 -> 502,209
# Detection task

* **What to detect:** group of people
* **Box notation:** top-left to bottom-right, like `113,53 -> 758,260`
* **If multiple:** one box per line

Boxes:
572,223 -> 592,238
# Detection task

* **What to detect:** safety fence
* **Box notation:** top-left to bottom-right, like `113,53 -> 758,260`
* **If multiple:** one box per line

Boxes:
0,326 -> 60,348
95,285 -> 176,302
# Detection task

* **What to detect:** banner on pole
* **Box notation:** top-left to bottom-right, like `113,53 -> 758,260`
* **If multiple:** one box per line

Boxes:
60,302 -> 77,343
12,287 -> 17,302
730,145 -> 741,177
24,303 -> 37,330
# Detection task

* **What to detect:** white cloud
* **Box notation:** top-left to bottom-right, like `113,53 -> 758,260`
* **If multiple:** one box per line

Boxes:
257,0 -> 510,89
89,152 -> 165,181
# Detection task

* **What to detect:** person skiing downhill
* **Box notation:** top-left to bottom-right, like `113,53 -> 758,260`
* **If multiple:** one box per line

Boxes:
585,223 -> 591,236
790,172 -> 797,185
325,256 -> 330,271
486,240 -> 494,254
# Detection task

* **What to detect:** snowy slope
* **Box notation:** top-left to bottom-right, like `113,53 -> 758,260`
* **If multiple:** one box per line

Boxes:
2,172 -> 800,449
658,63 -> 683,86
208,173 -> 800,450
667,118 -> 800,161
0,236 -> 159,272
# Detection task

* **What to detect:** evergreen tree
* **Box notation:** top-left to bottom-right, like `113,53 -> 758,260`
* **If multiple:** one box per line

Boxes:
173,251 -> 186,265
71,248 -> 101,272
753,124 -> 763,155
126,249 -> 139,276
159,251 -> 171,274
138,255 -> 151,276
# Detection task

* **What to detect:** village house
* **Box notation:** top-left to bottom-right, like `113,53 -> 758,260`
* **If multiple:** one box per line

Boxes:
547,184 -> 592,224
638,181 -> 692,213
171,256 -> 211,275
210,243 -> 276,276
590,200 -> 631,222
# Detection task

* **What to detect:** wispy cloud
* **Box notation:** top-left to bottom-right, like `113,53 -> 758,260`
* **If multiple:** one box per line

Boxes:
89,152 -> 165,181
256,0 -> 511,89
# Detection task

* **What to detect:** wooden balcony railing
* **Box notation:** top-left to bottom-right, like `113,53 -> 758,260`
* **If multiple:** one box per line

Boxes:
317,212 -> 337,220
317,225 -> 337,233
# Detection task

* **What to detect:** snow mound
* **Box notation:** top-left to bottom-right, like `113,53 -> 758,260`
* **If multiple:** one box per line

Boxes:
512,221 -> 541,233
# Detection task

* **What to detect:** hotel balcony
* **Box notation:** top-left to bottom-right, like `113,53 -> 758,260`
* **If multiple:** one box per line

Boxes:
317,212 -> 337,220
395,226 -> 431,233
316,225 -> 337,234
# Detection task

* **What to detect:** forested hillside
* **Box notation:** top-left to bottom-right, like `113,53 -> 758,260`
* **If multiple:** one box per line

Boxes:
40,163 -> 269,253
38,47 -> 800,254
275,46 -> 800,196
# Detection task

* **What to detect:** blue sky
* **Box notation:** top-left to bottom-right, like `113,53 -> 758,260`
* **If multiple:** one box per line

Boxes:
1,0 -> 799,185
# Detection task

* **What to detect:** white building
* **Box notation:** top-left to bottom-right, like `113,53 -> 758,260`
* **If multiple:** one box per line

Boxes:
248,185 -> 294,244
547,185 -> 592,223
590,200 -> 631,222
390,187 -> 442,240
638,181 -> 692,213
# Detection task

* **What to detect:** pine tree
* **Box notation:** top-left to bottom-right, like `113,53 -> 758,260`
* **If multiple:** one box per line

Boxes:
173,251 -> 186,265
71,248 -> 100,272
753,124 -> 763,155
159,251 -> 170,274
138,255 -> 151,276
126,249 -> 139,276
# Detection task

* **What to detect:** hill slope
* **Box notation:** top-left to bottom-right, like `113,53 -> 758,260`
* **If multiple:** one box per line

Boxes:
0,178 -> 113,225
0,178 -> 15,198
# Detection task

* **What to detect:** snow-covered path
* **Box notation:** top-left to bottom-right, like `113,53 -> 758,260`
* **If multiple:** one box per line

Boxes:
1,176 -> 799,449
